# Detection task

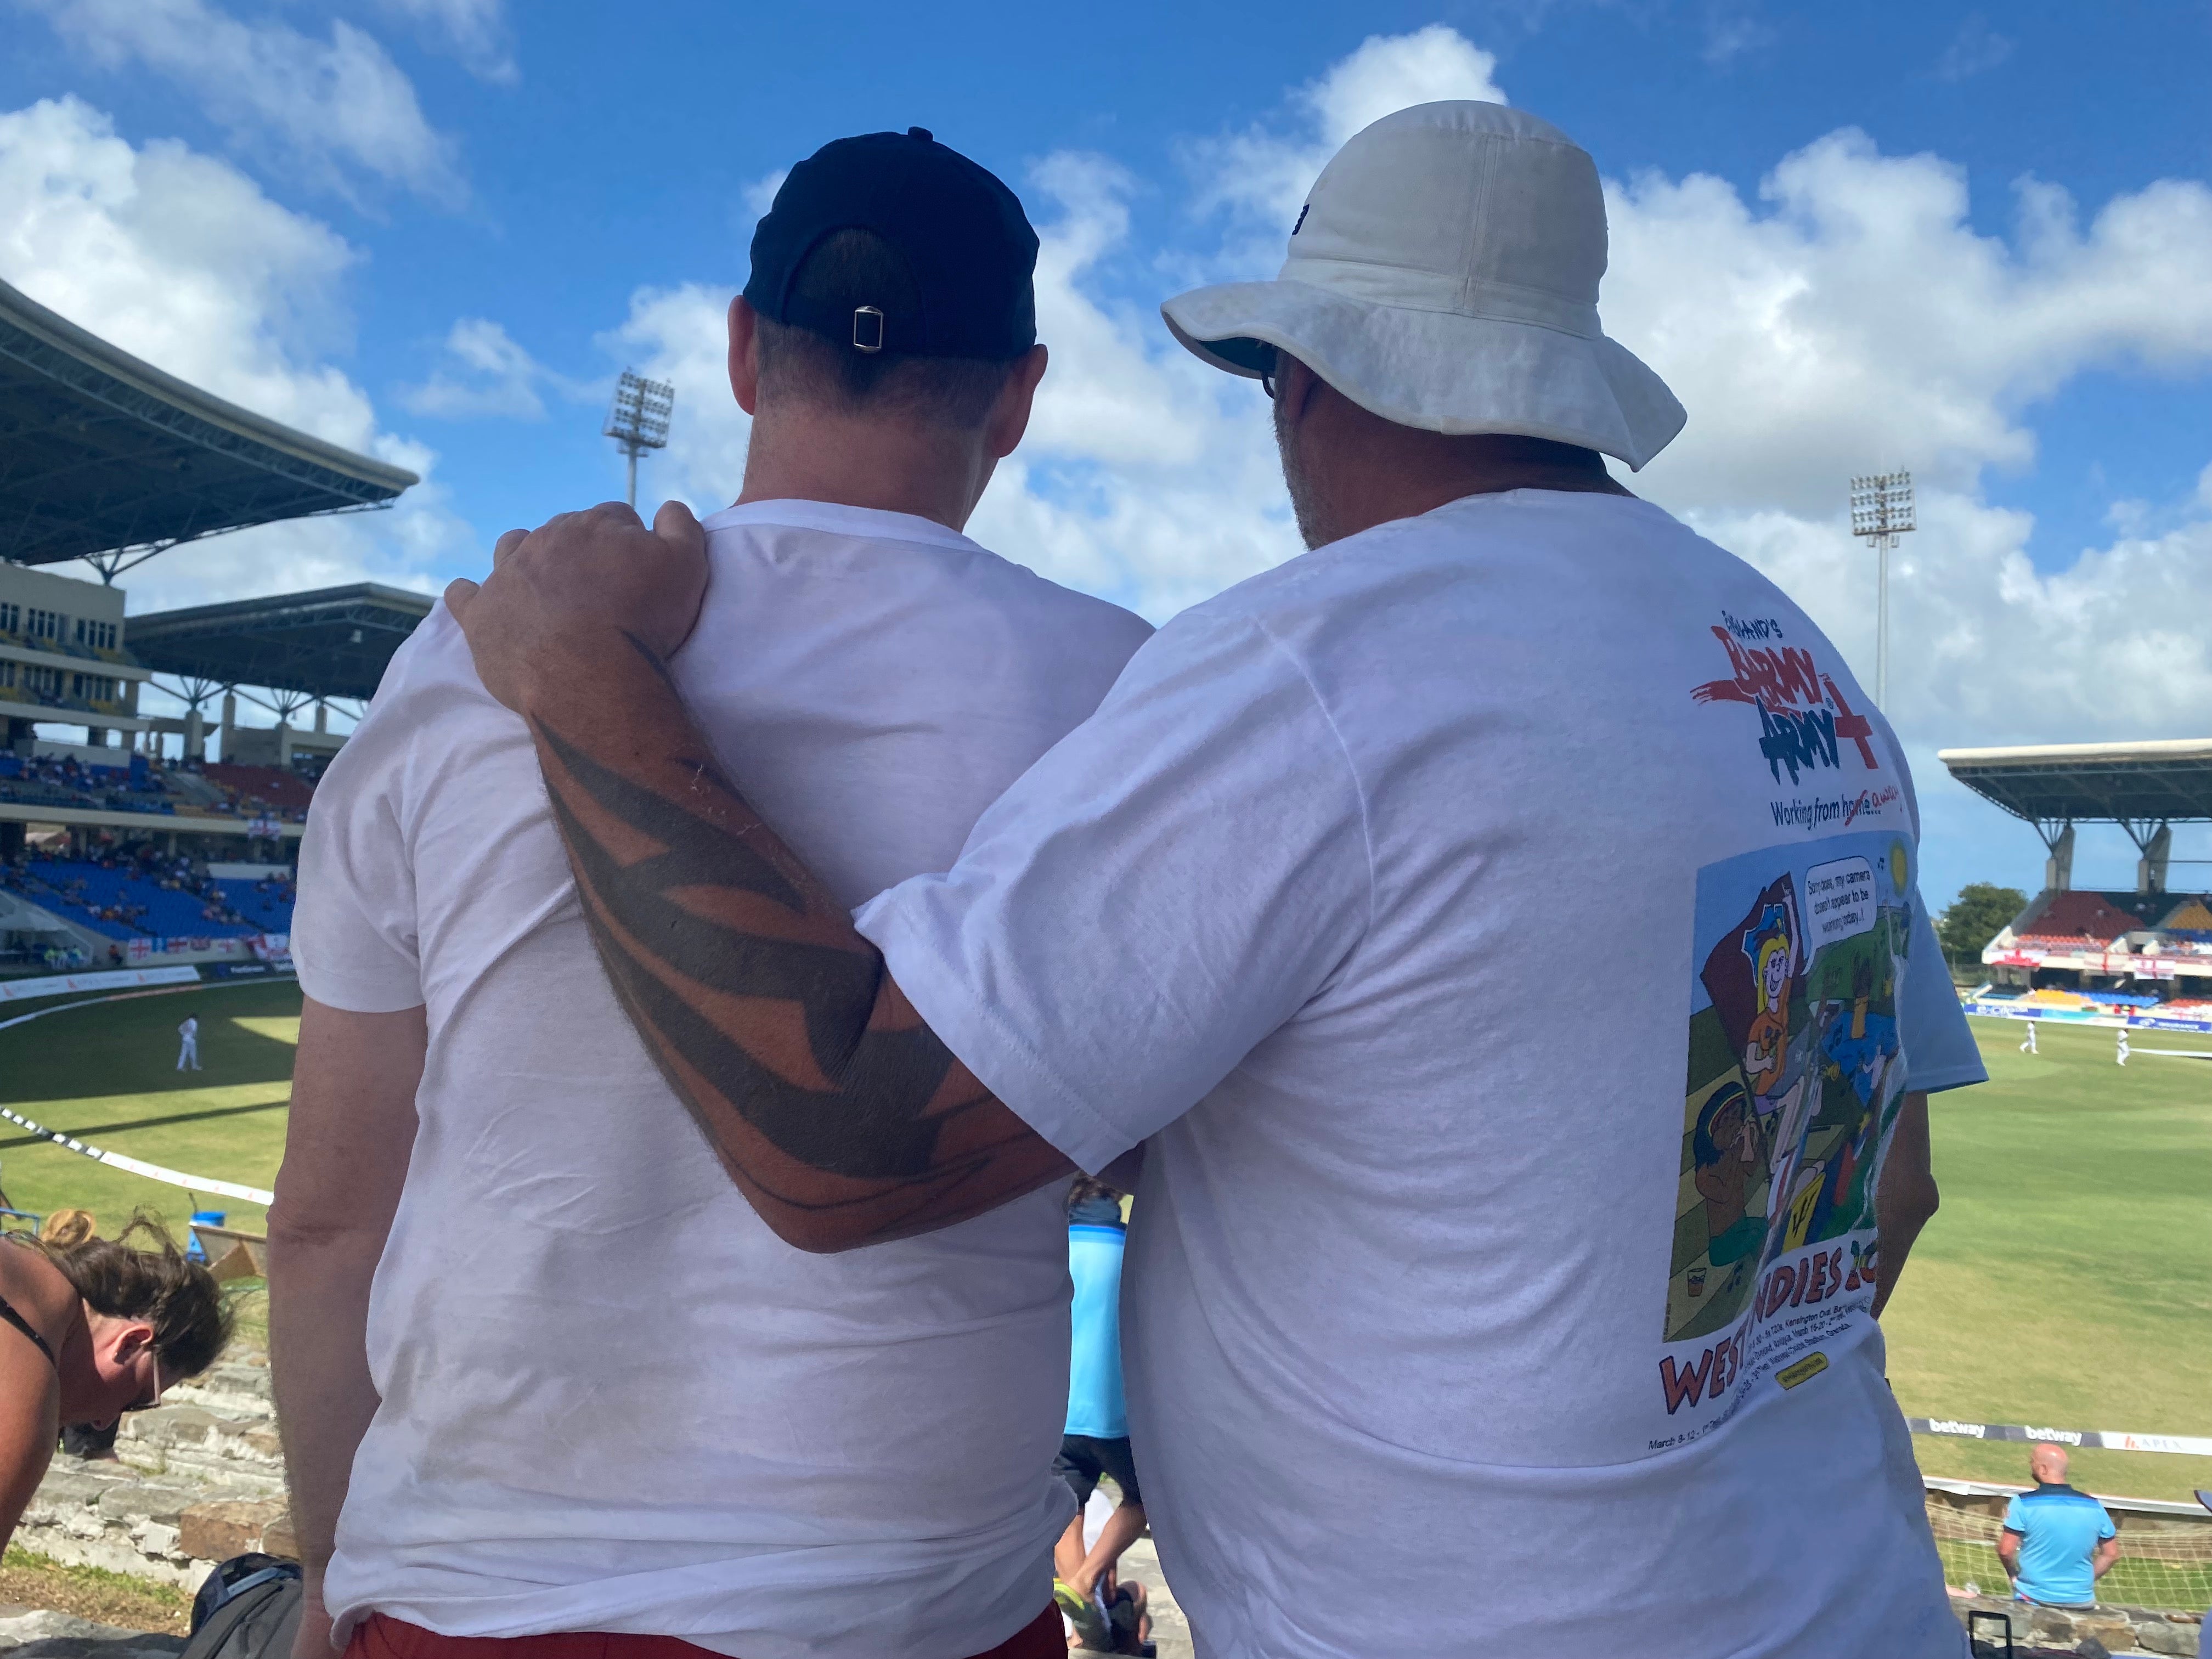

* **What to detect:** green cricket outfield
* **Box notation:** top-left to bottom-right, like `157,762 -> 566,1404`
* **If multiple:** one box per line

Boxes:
1882,1013 -> 2212,1502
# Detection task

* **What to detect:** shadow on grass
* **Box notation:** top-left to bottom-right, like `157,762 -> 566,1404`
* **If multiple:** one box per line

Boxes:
0,1096 -> 289,1151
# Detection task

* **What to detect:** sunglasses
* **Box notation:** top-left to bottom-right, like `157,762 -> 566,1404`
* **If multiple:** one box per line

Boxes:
123,1347 -> 162,1415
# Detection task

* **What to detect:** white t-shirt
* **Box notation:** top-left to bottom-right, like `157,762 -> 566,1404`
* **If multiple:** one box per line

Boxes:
857,490 -> 1985,1659
292,498 -> 1152,1659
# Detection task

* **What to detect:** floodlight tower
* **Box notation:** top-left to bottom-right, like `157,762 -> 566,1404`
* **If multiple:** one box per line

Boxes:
603,369 -> 675,509
1848,470 -> 1915,708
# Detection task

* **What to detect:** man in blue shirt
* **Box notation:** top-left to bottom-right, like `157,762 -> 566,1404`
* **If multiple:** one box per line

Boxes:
1053,1178 -> 1149,1651
2000,1445 -> 2119,1606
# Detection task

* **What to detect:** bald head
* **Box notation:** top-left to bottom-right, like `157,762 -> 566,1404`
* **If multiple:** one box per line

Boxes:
2030,1443 -> 2070,1485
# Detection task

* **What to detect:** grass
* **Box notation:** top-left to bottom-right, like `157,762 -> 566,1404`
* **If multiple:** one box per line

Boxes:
1882,1015 -> 2212,1503
0,979 -> 301,1239
0,1547 -> 193,1633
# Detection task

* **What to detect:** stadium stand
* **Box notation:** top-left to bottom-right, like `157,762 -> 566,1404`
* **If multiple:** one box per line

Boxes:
4,276 -> 423,901
0,752 -> 179,816
0,851 -> 292,944
1943,738 -> 2212,1001
2008,891 -> 2145,949
1,274 -> 416,576
202,763 -> 315,819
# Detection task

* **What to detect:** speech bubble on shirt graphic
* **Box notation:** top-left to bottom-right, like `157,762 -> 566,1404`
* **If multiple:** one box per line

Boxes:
1803,857 -> 1876,946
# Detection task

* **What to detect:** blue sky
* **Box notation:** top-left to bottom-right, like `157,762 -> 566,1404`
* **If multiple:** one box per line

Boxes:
3,0 -> 2210,908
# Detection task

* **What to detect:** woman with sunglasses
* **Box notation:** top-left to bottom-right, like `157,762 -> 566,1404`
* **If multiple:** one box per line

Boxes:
1,1217 -> 231,1550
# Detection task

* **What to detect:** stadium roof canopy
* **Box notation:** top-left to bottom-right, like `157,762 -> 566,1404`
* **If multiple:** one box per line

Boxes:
1938,739 -> 2212,826
0,276 -> 417,577
128,583 -> 435,702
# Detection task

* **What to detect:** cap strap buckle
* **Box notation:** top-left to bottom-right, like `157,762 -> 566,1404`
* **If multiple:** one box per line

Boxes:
852,306 -> 886,354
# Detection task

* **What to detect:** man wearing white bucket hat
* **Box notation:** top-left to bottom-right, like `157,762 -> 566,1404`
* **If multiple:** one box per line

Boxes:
446,101 -> 1985,1657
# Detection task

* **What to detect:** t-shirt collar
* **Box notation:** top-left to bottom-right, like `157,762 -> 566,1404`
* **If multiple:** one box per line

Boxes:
701,497 -> 981,553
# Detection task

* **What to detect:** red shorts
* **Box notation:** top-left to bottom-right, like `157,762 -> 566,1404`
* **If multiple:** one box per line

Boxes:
346,1607 -> 1062,1659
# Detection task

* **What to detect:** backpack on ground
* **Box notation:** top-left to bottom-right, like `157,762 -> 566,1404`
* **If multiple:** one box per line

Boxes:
183,1553 -> 304,1659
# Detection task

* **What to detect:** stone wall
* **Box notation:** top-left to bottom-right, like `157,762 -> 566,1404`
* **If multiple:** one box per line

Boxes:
0,1607 -> 185,1659
1951,1594 -> 2205,1657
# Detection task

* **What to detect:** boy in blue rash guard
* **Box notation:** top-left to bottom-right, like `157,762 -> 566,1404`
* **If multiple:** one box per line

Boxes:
1053,1179 -> 1149,1650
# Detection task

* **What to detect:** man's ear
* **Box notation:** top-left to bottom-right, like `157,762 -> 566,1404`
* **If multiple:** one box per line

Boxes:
728,296 -> 763,417
985,343 -> 1050,461
1274,352 -> 1324,427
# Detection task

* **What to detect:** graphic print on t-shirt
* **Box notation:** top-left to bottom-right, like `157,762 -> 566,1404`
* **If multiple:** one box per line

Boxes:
1651,830 -> 1915,1446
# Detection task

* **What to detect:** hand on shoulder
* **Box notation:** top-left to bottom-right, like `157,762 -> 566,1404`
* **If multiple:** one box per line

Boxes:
443,500 -> 708,715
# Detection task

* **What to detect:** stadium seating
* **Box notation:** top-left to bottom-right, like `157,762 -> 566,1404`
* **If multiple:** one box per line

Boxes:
2159,897 -> 2212,932
0,751 -> 179,817
0,857 -> 289,943
2013,891 -> 2141,945
202,763 -> 314,817
213,876 -> 297,934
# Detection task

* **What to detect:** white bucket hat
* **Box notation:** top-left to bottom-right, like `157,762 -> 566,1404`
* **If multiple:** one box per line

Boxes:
1161,100 -> 1685,470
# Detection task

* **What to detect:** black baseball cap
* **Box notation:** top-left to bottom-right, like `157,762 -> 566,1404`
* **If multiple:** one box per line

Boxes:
743,127 -> 1039,361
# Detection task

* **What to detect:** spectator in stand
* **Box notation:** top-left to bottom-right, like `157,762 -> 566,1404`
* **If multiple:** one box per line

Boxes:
1053,1178 -> 1148,1652
2000,1444 -> 2119,1607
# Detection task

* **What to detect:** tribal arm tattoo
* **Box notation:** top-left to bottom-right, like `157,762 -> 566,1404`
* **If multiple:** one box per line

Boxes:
523,630 -> 1074,1251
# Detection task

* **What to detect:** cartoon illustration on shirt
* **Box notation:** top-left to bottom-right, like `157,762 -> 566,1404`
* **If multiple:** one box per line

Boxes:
1658,831 -> 1916,1436
1741,910 -> 1795,1101
1690,1080 -> 1770,1273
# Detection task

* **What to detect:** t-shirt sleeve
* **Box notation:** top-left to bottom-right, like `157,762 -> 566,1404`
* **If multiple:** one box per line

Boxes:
1870,709 -> 1987,1096
290,718 -> 424,1014
2002,1496 -> 2026,1534
1900,887 -> 1987,1094
855,609 -> 1373,1175
2096,1505 -> 2116,1541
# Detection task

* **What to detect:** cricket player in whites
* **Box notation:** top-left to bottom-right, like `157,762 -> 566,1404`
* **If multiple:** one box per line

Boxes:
175,1014 -> 200,1072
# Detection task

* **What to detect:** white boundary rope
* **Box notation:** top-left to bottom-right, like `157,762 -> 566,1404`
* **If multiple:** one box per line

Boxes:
0,974 -> 292,1207
0,1102 -> 276,1206
1909,1417 -> 2212,1457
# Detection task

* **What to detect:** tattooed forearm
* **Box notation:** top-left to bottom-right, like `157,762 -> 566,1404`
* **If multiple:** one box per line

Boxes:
520,631 -> 1071,1249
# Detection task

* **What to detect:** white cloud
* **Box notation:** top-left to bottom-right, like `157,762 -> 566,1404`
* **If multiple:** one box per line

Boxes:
376,0 -> 516,84
1188,24 -> 1506,232
1303,24 -> 1507,150
0,96 -> 472,607
1937,14 -> 2013,82
15,0 -> 463,204
400,317 -> 592,420
743,168 -> 788,218
1700,4 -> 1775,67
1598,128 -> 2212,717
1605,132 -> 2212,519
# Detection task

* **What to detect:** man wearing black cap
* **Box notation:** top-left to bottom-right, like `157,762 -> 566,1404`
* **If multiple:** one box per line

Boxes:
273,128 -> 1148,1659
